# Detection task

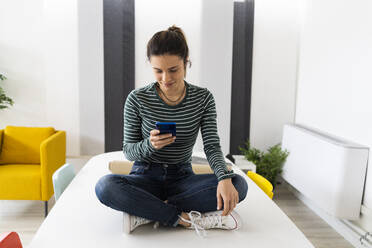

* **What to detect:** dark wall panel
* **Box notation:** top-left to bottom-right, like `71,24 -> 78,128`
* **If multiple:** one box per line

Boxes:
230,0 -> 255,155
103,0 -> 135,152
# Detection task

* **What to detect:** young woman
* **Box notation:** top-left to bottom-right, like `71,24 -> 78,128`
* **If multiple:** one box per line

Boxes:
95,25 -> 248,236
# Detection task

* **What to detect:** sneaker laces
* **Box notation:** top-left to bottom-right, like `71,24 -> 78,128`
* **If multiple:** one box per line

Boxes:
133,216 -> 152,229
198,212 -> 224,229
179,211 -> 208,238
133,215 -> 160,230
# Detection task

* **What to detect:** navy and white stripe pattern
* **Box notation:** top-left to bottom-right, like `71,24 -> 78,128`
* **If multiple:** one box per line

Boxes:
122,81 -> 235,181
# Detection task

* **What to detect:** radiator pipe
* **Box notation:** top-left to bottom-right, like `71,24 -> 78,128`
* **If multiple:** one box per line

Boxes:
340,219 -> 372,247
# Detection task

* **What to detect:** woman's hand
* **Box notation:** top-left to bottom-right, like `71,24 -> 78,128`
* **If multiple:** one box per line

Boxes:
217,178 -> 239,216
149,129 -> 176,150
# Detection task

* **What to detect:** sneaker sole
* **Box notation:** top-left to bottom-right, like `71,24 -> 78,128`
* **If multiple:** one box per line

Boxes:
123,212 -> 131,234
229,210 -> 242,230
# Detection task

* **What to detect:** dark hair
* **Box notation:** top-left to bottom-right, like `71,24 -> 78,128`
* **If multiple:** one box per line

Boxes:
146,25 -> 191,70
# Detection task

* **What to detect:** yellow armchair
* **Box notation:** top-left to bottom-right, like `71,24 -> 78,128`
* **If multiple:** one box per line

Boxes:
247,171 -> 274,199
0,126 -> 66,216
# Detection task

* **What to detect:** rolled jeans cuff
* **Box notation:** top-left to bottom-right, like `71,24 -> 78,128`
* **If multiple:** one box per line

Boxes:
173,217 -> 181,227
167,209 -> 182,227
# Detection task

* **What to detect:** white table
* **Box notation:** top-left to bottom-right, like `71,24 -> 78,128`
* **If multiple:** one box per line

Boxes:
232,155 -> 257,172
28,151 -> 314,248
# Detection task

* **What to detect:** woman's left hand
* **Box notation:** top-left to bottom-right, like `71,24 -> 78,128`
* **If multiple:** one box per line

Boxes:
216,178 -> 239,216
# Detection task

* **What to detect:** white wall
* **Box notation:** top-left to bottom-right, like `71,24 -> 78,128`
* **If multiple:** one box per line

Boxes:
250,0 -> 300,151
0,0 -> 105,156
0,0 -> 46,127
77,0 -> 105,155
135,0 -> 233,155
0,0 -> 81,156
44,0 -> 105,156
295,0 -> 372,230
43,0 -> 80,156
199,0 -> 234,155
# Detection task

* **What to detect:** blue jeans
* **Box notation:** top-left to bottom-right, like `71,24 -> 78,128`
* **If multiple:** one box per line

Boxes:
95,161 -> 248,227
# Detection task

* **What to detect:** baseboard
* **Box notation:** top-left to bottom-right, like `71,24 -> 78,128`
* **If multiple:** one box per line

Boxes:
357,205 -> 372,236
361,205 -> 372,219
66,155 -> 93,159
282,179 -> 372,248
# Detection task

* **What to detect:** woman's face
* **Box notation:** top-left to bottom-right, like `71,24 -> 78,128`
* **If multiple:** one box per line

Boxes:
150,54 -> 186,91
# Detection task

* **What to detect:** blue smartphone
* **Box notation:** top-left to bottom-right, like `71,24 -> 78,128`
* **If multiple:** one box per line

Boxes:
155,122 -> 176,136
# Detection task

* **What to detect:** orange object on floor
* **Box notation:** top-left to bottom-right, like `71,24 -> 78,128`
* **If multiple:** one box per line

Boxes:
0,232 -> 23,248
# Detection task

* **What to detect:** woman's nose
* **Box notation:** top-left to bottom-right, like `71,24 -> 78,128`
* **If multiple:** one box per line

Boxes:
161,72 -> 171,82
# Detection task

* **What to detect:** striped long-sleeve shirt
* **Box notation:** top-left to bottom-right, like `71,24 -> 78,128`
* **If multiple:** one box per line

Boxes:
122,81 -> 235,181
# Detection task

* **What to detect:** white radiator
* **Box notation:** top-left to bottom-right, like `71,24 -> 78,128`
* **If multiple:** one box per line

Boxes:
281,124 -> 369,220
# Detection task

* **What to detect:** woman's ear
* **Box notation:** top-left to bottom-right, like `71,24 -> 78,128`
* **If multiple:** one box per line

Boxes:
187,58 -> 192,68
184,57 -> 190,78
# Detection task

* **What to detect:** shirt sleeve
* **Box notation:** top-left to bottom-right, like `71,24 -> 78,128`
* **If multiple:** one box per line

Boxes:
200,89 -> 235,181
122,90 -> 156,161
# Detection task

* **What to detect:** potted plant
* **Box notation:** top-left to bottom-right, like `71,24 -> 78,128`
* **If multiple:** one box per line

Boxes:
239,139 -> 289,188
0,73 -> 14,109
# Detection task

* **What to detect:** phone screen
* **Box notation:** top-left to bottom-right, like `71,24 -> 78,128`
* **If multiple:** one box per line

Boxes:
155,122 -> 176,136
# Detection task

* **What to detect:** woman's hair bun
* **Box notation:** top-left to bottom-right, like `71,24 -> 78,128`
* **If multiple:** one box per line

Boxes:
168,25 -> 181,33
147,25 -> 190,73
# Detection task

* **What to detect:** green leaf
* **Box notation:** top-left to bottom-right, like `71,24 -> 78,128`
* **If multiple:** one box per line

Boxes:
0,74 -> 14,109
0,74 -> 7,81
238,139 -> 290,188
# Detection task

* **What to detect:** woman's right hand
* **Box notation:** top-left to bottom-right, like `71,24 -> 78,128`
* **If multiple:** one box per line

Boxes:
149,129 -> 176,150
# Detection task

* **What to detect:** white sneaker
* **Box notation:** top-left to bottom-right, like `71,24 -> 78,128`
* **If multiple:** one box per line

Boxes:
123,212 -> 153,234
179,210 -> 242,237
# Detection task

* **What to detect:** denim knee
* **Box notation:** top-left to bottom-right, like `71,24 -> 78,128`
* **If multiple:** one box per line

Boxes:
95,174 -> 117,204
232,174 -> 248,202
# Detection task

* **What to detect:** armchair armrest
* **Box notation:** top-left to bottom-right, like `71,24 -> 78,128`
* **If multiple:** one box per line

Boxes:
0,129 -> 3,152
40,131 -> 66,201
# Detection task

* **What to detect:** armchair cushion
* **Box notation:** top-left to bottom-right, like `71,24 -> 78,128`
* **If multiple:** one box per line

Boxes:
0,164 -> 41,200
0,126 -> 55,164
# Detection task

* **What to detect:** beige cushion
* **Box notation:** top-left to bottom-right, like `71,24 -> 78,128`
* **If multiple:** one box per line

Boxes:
108,160 -> 232,175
